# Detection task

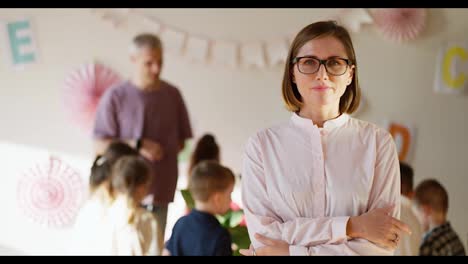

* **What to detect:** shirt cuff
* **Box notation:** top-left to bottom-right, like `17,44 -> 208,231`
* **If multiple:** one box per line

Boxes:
289,245 -> 308,256
332,216 -> 350,243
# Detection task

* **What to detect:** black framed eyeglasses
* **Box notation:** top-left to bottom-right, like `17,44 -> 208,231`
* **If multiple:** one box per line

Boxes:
292,56 -> 352,76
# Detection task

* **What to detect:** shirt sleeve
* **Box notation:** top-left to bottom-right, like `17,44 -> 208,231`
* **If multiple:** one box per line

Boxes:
164,234 -> 174,256
164,220 -> 179,256
367,130 -> 401,217
289,238 -> 395,255
214,229 -> 233,256
176,89 -> 193,142
241,134 -> 350,248
93,87 -> 119,139
365,129 -> 401,254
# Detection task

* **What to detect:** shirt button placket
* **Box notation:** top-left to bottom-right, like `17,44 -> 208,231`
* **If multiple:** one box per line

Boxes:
319,129 -> 327,215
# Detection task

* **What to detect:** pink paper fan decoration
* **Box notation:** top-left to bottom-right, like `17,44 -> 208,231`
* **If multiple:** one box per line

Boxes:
371,9 -> 427,43
63,63 -> 121,131
17,156 -> 86,229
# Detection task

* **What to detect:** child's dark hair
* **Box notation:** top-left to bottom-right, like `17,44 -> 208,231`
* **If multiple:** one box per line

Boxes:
111,155 -> 151,199
89,141 -> 139,193
189,160 -> 235,202
414,179 -> 449,213
188,134 -> 220,175
400,161 -> 414,195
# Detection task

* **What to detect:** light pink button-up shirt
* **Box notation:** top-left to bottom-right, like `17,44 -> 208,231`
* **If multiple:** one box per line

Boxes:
241,113 -> 400,255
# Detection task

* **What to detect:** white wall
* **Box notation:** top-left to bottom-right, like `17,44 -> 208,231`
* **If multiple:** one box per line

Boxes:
0,8 -> 467,253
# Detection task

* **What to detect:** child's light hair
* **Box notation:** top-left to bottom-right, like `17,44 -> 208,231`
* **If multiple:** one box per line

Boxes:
111,155 -> 152,223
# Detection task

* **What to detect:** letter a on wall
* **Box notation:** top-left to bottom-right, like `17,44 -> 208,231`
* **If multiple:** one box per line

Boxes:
386,121 -> 415,162
1,18 -> 39,68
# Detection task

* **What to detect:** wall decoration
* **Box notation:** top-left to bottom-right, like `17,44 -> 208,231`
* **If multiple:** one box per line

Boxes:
16,156 -> 86,229
160,27 -> 187,55
1,18 -> 39,68
335,9 -> 373,33
434,42 -> 468,94
93,8 -> 131,28
264,38 -> 289,67
385,121 -> 415,162
370,9 -> 426,43
185,35 -> 210,63
241,41 -> 267,68
63,62 -> 122,131
210,39 -> 238,68
91,8 -> 427,69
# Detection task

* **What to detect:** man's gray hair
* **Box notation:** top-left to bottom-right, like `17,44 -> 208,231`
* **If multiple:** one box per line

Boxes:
129,33 -> 163,55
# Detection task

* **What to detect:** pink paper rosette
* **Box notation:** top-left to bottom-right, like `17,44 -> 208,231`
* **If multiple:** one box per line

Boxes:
63,63 -> 121,131
17,156 -> 86,228
371,9 -> 427,43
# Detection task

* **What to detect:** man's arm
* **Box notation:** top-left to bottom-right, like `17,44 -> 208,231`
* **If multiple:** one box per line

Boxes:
176,89 -> 193,153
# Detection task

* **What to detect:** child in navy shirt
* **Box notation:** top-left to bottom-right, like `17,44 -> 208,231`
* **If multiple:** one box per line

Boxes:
164,161 -> 235,256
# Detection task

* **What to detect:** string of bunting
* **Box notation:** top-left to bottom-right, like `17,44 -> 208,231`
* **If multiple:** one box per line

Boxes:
91,8 -> 426,69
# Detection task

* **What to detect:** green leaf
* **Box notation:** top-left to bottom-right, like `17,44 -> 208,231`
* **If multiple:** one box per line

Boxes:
177,139 -> 192,163
180,189 -> 195,210
229,210 -> 244,228
216,210 -> 231,228
229,226 -> 251,256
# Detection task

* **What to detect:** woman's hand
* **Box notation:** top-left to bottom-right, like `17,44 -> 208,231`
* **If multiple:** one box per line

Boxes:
347,205 -> 412,249
239,233 -> 290,256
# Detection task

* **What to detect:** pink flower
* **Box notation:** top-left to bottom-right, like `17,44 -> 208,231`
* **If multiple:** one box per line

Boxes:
239,215 -> 247,227
230,201 -> 241,211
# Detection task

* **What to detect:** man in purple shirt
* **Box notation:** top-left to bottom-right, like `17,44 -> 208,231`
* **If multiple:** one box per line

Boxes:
93,33 -> 193,252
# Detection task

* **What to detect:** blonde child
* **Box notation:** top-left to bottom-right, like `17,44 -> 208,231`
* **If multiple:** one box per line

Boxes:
70,142 -> 138,255
108,156 -> 161,255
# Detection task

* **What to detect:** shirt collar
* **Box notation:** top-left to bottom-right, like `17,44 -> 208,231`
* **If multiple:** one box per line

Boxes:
400,195 -> 412,207
291,112 -> 349,131
423,221 -> 451,240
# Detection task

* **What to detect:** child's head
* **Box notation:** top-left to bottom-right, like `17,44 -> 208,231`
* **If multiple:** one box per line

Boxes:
414,179 -> 448,230
189,134 -> 220,174
111,155 -> 152,204
189,160 -> 235,215
90,141 -> 139,193
399,162 -> 414,198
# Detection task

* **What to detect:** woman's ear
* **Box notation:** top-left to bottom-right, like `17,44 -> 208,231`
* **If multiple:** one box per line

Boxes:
347,65 -> 355,85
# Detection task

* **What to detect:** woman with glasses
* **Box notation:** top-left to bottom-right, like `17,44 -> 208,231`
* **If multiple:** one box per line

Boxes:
240,21 -> 411,256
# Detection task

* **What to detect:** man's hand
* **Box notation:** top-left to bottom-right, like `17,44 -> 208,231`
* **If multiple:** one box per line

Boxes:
139,138 -> 164,161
